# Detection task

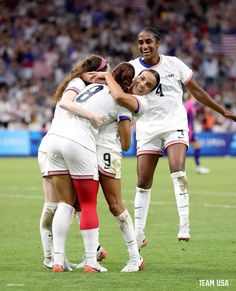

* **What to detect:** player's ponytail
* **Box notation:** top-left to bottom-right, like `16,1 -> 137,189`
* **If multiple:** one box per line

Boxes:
52,55 -> 109,101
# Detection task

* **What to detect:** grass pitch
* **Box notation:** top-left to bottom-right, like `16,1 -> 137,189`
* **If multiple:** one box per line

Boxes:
0,157 -> 235,290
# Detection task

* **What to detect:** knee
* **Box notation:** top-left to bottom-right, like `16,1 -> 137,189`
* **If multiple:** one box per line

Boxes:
137,173 -> 152,189
170,162 -> 184,173
108,200 -> 123,216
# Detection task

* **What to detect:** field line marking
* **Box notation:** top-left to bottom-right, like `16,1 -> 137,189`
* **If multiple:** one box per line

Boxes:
0,193 -> 236,209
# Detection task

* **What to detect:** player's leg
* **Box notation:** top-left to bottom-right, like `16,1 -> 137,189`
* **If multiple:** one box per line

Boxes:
100,173 -> 143,272
74,195 -> 106,269
68,143 -> 107,272
135,150 -> 160,248
39,176 -> 58,269
165,133 -> 190,241
38,151 -> 58,268
51,174 -> 76,272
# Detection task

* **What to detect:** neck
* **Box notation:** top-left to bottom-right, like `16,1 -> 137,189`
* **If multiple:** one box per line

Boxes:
143,55 -> 160,66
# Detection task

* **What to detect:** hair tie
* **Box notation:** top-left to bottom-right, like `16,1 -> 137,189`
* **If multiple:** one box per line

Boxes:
96,58 -> 108,71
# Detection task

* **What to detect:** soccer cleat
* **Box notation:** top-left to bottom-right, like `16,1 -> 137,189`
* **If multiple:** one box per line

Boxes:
84,262 -> 107,273
137,234 -> 148,249
196,166 -> 210,174
97,246 -> 107,261
43,258 -> 53,269
77,246 -> 107,269
66,261 -> 80,270
52,264 -> 64,272
121,256 -> 144,272
139,237 -> 148,249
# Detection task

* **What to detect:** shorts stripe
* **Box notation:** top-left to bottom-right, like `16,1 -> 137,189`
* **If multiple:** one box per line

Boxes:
71,174 -> 94,179
98,166 -> 117,178
137,150 -> 163,156
48,170 -> 70,175
165,140 -> 189,150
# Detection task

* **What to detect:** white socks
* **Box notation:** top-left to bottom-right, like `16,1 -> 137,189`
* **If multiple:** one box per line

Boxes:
80,228 -> 99,266
39,202 -> 58,259
134,187 -> 151,239
52,202 -> 74,266
115,209 -> 140,260
171,171 -> 189,223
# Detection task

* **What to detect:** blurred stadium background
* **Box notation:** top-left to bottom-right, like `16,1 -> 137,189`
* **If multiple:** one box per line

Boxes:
0,0 -> 236,157
0,1 -> 236,290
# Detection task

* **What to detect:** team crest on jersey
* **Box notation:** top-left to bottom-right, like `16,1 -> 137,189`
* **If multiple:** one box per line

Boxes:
165,73 -> 174,78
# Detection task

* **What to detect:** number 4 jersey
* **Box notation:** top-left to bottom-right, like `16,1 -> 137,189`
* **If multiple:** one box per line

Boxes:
129,55 -> 193,141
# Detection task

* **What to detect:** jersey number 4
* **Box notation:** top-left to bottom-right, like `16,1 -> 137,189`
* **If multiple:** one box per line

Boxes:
75,85 -> 104,103
155,84 -> 164,96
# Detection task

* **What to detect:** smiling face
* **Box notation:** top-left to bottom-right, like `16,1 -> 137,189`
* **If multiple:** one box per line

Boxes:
137,30 -> 160,65
131,70 -> 158,95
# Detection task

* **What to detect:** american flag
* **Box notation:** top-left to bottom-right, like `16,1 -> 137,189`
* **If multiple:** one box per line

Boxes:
212,33 -> 236,56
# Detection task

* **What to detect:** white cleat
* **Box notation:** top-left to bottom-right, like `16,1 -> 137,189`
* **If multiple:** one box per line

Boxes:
43,258 -> 53,269
77,246 -> 107,269
196,166 -> 210,174
84,262 -> 107,273
136,234 -> 148,249
121,257 -> 144,272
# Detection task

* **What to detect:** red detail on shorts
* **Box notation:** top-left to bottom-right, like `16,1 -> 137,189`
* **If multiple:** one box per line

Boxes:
48,170 -> 70,176
72,179 -> 99,230
165,140 -> 189,150
137,150 -> 163,157
98,166 -> 117,178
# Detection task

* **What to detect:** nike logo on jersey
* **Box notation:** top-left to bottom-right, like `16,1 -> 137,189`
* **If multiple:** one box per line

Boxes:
180,192 -> 187,195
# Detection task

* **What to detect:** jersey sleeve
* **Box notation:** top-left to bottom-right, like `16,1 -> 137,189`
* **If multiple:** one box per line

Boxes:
133,95 -> 148,118
116,105 -> 132,123
64,77 -> 86,95
175,57 -> 193,85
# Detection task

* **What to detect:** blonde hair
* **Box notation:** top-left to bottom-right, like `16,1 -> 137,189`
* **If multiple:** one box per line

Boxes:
53,55 -> 108,101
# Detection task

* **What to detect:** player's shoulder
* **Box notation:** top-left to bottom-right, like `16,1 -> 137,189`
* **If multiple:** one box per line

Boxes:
161,54 -> 180,64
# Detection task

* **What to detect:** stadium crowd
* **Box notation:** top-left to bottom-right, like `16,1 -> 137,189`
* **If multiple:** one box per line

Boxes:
0,0 -> 236,131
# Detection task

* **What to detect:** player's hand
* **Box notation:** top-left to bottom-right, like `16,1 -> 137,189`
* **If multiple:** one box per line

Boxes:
90,113 -> 104,129
88,72 -> 107,84
223,111 -> 236,122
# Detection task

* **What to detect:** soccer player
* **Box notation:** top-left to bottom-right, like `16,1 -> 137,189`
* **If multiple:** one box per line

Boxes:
82,68 -> 160,272
129,26 -> 236,245
45,62 -> 137,273
38,55 -> 109,270
184,92 -> 210,174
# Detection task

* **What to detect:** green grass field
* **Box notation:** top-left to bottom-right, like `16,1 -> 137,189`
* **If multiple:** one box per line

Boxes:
0,157 -> 235,291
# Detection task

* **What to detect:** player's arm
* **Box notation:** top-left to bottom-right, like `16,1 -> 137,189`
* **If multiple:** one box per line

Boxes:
118,119 -> 131,151
59,90 -> 103,128
88,71 -> 139,112
104,72 -> 139,113
186,77 -> 236,122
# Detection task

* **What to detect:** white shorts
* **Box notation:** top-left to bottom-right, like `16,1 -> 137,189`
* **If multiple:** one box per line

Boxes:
97,146 -> 122,179
38,151 -> 50,177
46,134 -> 98,180
137,130 -> 189,156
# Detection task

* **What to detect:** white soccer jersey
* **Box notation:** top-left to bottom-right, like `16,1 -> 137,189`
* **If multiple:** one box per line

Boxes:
48,83 -> 132,152
39,77 -> 86,152
96,95 -> 148,153
129,55 -> 193,140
